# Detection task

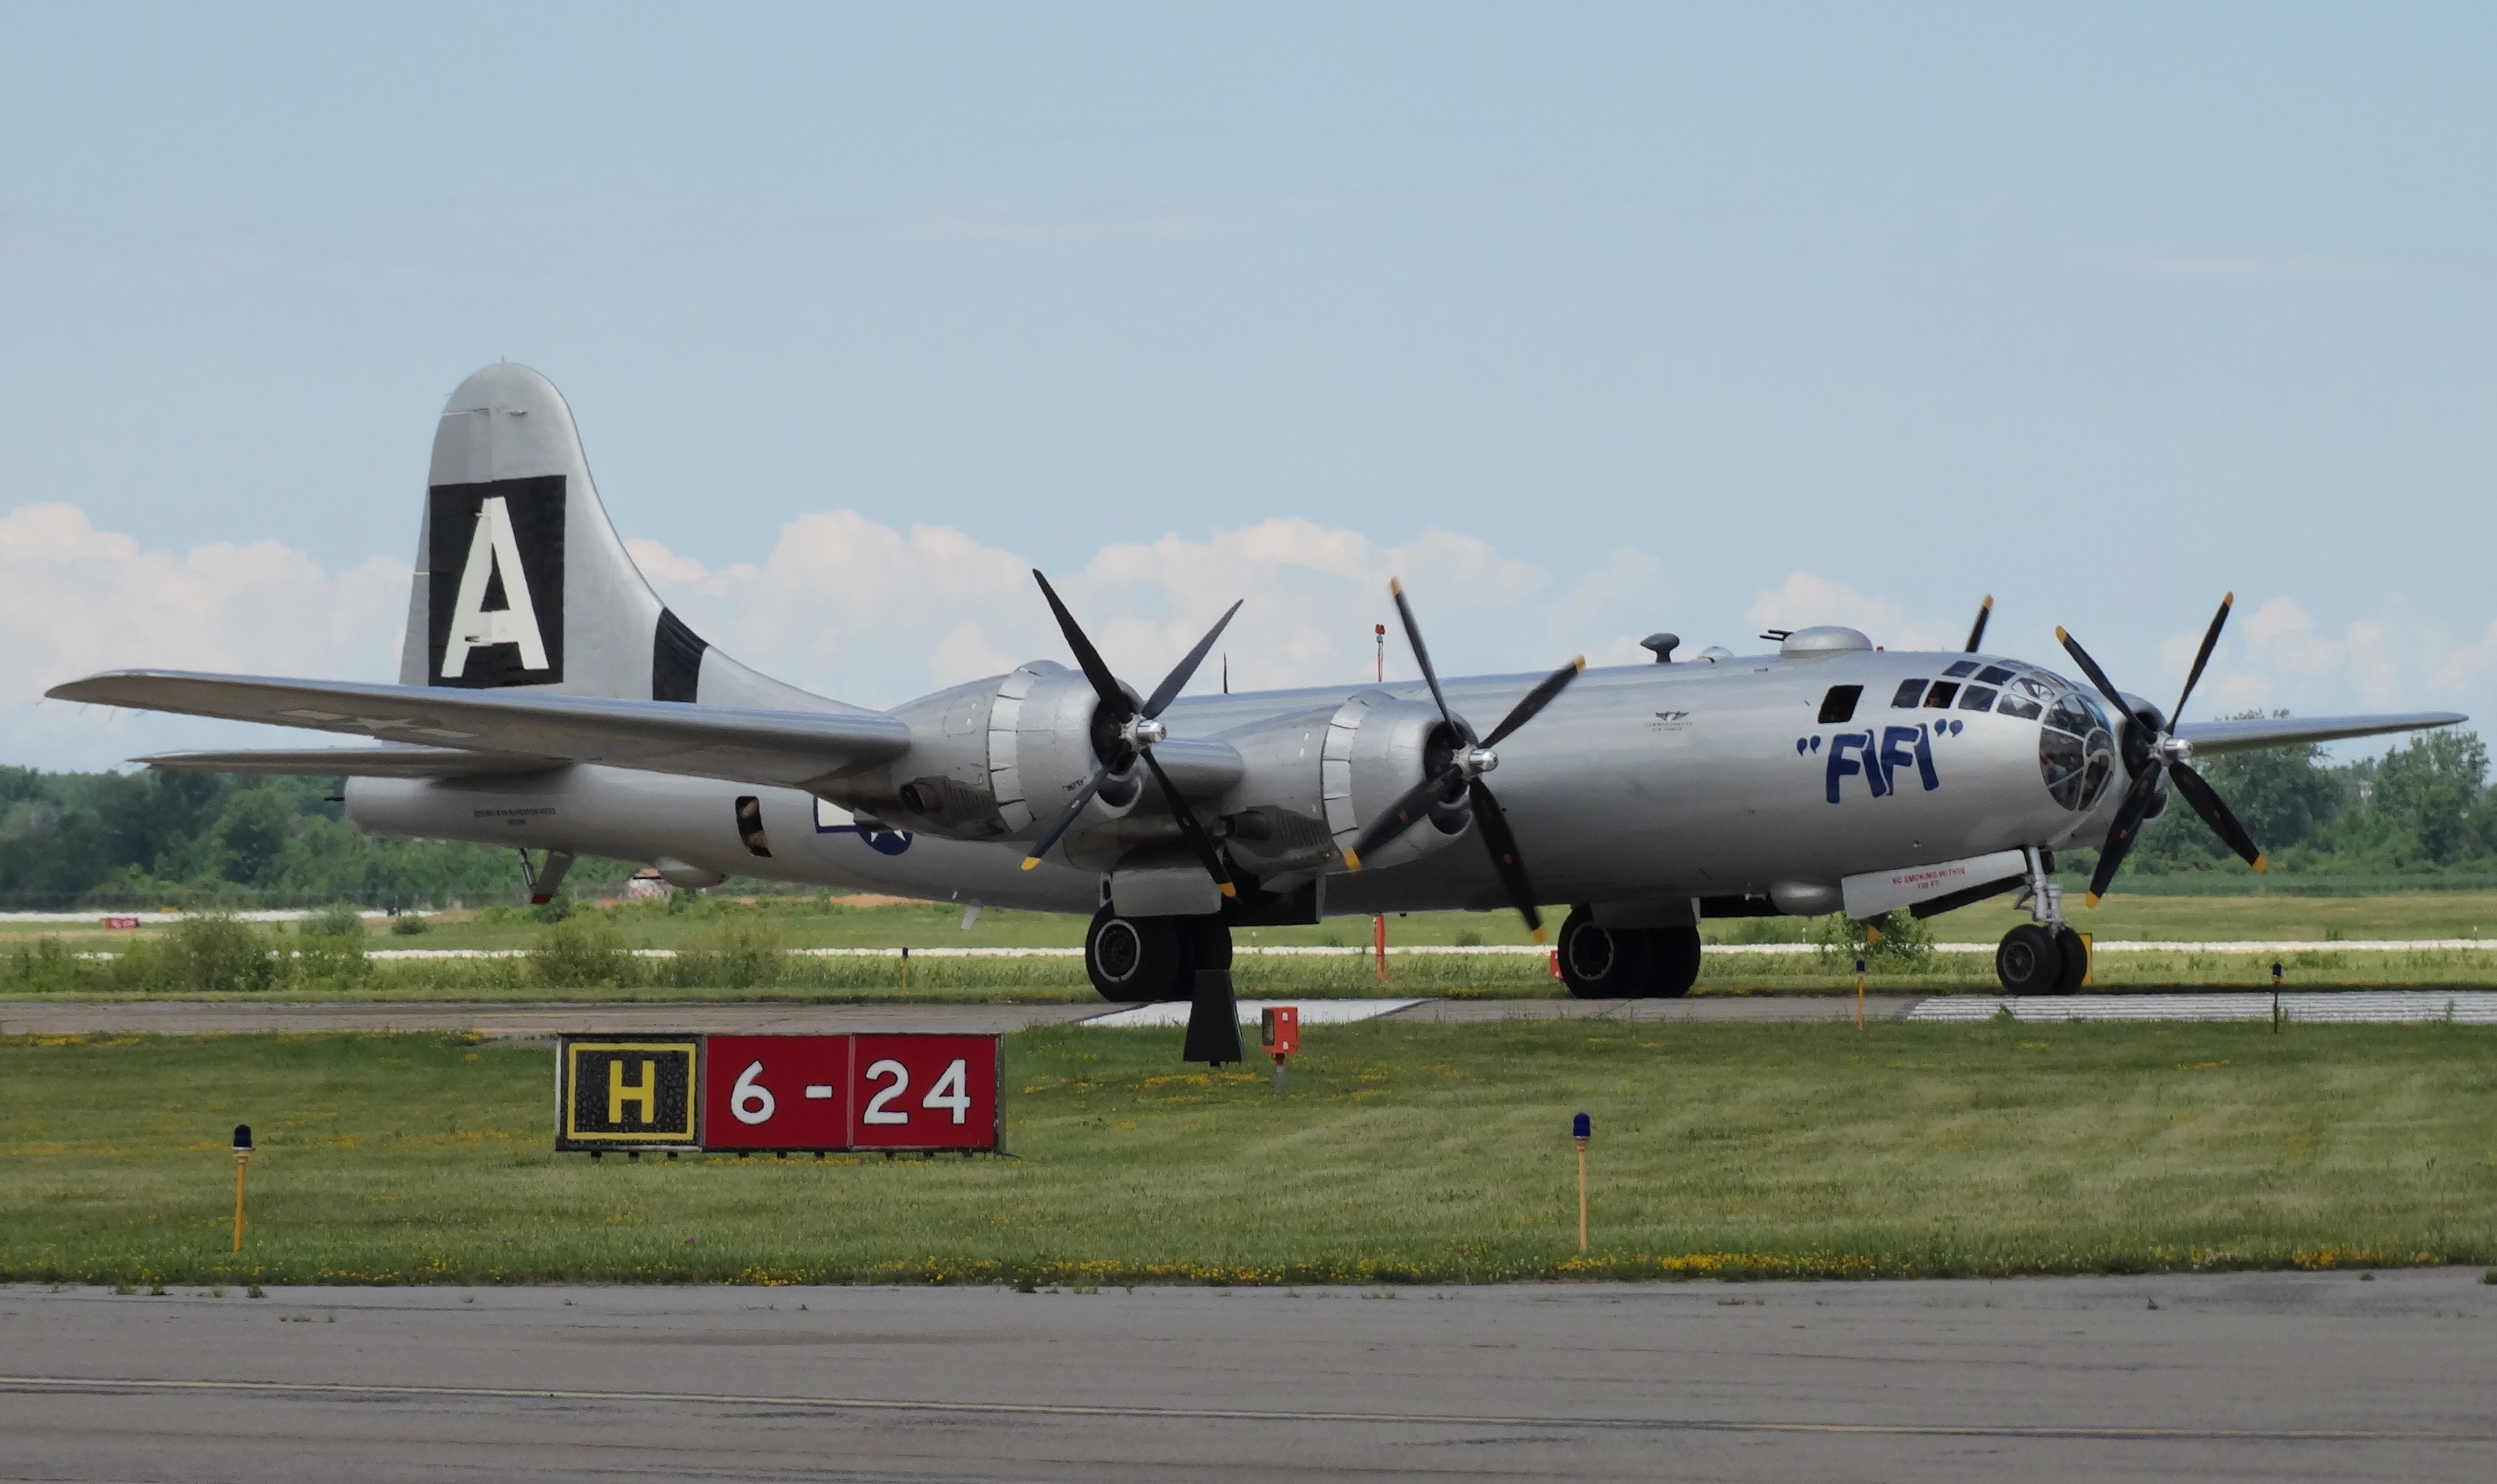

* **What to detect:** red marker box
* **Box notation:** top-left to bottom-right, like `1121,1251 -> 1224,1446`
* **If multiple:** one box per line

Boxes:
700,1035 -> 854,1152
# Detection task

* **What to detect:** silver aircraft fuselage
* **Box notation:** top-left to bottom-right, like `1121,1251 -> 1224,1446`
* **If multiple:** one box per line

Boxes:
348,644 -> 2120,917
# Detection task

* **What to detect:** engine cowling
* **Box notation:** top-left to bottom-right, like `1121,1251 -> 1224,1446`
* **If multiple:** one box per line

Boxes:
1221,690 -> 1474,877
825,661 -> 1129,841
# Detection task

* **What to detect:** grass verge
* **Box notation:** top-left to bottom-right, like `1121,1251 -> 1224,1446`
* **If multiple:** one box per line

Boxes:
5,1022 -> 2492,1286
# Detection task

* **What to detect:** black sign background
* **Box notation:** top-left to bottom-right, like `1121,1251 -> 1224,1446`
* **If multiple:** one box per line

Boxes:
427,475 -> 567,688
559,1040 -> 699,1149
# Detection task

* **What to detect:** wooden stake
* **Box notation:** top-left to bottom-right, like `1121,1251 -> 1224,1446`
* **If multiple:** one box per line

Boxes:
1576,1145 -> 1587,1253
232,1154 -> 248,1252
1373,914 -> 1389,983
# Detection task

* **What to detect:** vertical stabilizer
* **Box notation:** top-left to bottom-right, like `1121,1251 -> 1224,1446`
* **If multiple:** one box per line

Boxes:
401,364 -> 855,713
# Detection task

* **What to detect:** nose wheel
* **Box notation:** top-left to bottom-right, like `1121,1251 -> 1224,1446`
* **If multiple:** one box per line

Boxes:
1996,923 -> 2088,995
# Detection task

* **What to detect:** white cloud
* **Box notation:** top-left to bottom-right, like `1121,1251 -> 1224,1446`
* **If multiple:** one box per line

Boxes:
2167,596 -> 2497,726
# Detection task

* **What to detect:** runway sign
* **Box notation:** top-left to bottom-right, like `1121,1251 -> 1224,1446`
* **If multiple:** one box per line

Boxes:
559,1034 -> 1001,1154
557,1038 -> 701,1150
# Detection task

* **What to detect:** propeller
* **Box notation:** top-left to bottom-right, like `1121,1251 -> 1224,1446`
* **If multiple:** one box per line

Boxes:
2055,593 -> 2266,907
1019,572 -> 1243,896
1340,578 -> 1585,944
1964,595 -> 1994,652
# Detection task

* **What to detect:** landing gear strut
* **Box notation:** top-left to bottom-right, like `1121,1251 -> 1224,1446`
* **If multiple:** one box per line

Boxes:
1996,847 -> 2087,995
1084,905 -> 1231,1002
1556,908 -> 1701,999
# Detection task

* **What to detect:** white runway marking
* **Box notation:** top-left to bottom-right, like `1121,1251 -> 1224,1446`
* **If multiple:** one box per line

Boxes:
1908,990 -> 2497,1023
1080,999 -> 1423,1029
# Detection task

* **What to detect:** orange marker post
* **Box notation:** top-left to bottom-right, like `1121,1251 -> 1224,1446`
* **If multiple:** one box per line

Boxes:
1372,914 -> 1389,983
1571,1112 -> 1591,1252
1855,955 -> 1866,1030
230,1124 -> 253,1252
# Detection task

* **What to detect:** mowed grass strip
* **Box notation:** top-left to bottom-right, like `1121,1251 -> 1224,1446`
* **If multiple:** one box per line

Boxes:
4,1023 -> 2492,1288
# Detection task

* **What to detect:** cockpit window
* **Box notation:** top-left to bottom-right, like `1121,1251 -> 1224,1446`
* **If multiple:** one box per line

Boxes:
2039,691 -> 2115,811
2011,674 -> 2059,703
1817,684 -> 1862,725
1942,660 -> 1979,678
1997,693 -> 2043,720
1975,664 -> 2016,686
1960,685 -> 1998,711
1923,681 -> 1960,708
1891,679 -> 1927,708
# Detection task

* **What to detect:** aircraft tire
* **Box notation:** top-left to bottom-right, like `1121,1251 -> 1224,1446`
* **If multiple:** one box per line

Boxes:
1644,925 -> 1702,998
1086,907 -> 1186,1003
1557,908 -> 1654,999
1995,924 -> 2064,996
2052,926 -> 2089,994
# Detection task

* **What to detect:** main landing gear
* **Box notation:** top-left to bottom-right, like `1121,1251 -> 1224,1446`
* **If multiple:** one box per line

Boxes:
1556,908 -> 1702,1000
1084,905 -> 1232,1002
1995,848 -> 2088,995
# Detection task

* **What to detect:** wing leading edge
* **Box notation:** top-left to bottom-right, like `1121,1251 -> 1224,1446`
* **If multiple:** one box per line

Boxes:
2173,711 -> 2468,756
48,670 -> 912,789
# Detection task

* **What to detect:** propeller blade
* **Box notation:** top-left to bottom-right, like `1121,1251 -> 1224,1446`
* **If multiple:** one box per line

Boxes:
1965,595 -> 1993,653
1390,578 -> 1464,739
1467,779 -> 1544,943
2086,765 -> 2167,907
2169,760 -> 2267,872
1137,747 -> 1237,897
2173,593 -> 2234,725
1019,763 -> 1111,871
1479,657 -> 1586,749
1140,600 -> 1244,720
2054,626 -> 2132,718
1342,763 -> 1466,871
1033,570 -> 1133,721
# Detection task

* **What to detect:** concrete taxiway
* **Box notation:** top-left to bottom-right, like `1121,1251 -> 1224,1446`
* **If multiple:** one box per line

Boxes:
3,1270 -> 2491,1481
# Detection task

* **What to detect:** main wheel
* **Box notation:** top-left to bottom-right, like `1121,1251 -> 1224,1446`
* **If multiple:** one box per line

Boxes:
2053,926 -> 2089,994
1645,925 -> 1702,998
1995,924 -> 2063,996
1086,907 -> 1186,1002
1557,908 -> 1654,999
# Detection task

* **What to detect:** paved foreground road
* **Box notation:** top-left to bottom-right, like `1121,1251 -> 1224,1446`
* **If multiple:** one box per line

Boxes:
3,1271 -> 2490,1482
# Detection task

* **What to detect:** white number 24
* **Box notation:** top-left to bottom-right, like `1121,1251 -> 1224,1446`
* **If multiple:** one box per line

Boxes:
861,1058 -> 973,1126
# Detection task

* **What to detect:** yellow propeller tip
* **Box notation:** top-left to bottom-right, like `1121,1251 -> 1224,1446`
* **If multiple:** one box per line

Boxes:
1218,881 -> 1237,897
1571,656 -> 1586,673
2085,893 -> 2102,909
1388,577 -> 1403,596
2252,855 -> 2268,873
1530,926 -> 1548,946
1340,849 -> 1362,872
2054,625 -> 2069,642
1981,595 -> 1994,610
1019,857 -> 1041,871
2222,591 -> 2235,606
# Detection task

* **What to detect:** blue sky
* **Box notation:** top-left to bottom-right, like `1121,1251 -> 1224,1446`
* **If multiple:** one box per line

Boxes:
5,4 -> 2494,766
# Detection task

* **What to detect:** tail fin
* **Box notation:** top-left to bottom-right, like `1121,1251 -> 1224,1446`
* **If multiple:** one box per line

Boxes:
403,363 -> 850,712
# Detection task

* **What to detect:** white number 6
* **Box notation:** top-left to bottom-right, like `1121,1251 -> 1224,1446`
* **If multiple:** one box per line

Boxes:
862,1059 -> 910,1124
730,1060 -> 775,1125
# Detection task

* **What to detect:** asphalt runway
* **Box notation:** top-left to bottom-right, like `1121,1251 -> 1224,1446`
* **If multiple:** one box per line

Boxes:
3,1270 -> 2491,1482
0,995 -> 1919,1037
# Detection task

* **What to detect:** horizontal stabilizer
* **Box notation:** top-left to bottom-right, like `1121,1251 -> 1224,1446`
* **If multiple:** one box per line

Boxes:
2174,711 -> 2467,756
50,670 -> 912,789
134,745 -> 553,778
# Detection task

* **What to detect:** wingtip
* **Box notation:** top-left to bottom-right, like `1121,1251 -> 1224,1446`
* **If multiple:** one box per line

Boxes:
1340,848 -> 1363,872
1019,856 -> 1042,872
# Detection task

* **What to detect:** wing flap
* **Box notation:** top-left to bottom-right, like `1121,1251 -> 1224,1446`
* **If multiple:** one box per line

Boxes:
134,745 -> 555,778
2175,711 -> 2468,756
49,670 -> 913,788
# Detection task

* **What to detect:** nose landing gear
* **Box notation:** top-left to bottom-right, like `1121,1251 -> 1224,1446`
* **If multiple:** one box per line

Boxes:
1996,849 -> 2088,995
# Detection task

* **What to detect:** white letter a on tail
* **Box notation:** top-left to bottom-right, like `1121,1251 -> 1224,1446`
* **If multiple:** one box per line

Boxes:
440,495 -> 550,678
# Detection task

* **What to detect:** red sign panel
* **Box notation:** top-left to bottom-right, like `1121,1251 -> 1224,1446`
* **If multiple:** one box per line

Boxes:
701,1035 -> 854,1151
850,1034 -> 1001,1151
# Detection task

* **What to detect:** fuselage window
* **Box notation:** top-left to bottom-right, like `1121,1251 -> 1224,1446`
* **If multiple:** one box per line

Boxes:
1959,685 -> 1998,711
1997,693 -> 2043,720
1818,684 -> 1863,725
1891,679 -> 1927,708
734,795 -> 773,858
1942,659 -> 1979,678
1923,681 -> 1960,708
1975,664 -> 2016,686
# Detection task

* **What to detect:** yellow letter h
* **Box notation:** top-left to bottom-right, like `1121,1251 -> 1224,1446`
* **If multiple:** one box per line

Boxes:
609,1059 -> 658,1125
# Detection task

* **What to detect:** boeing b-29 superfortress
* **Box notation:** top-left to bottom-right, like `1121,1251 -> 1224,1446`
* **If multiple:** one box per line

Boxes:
49,365 -> 2465,997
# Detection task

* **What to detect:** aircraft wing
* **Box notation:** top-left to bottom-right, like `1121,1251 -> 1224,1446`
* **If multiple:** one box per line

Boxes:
48,670 -> 913,789
2174,711 -> 2467,756
131,745 -> 556,778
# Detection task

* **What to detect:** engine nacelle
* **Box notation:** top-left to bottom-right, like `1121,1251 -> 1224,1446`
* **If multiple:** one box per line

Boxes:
1222,690 -> 1473,877
828,661 -> 1145,842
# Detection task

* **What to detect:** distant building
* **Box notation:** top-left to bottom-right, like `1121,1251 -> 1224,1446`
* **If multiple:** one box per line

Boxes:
623,868 -> 671,903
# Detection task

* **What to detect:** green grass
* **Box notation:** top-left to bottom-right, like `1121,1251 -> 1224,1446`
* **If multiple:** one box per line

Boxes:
5,1023 -> 2493,1287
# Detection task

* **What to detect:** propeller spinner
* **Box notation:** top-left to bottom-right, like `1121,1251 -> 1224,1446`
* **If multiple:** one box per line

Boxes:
2057,594 -> 2267,907
1019,572 -> 1242,895
1340,578 -> 1585,944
